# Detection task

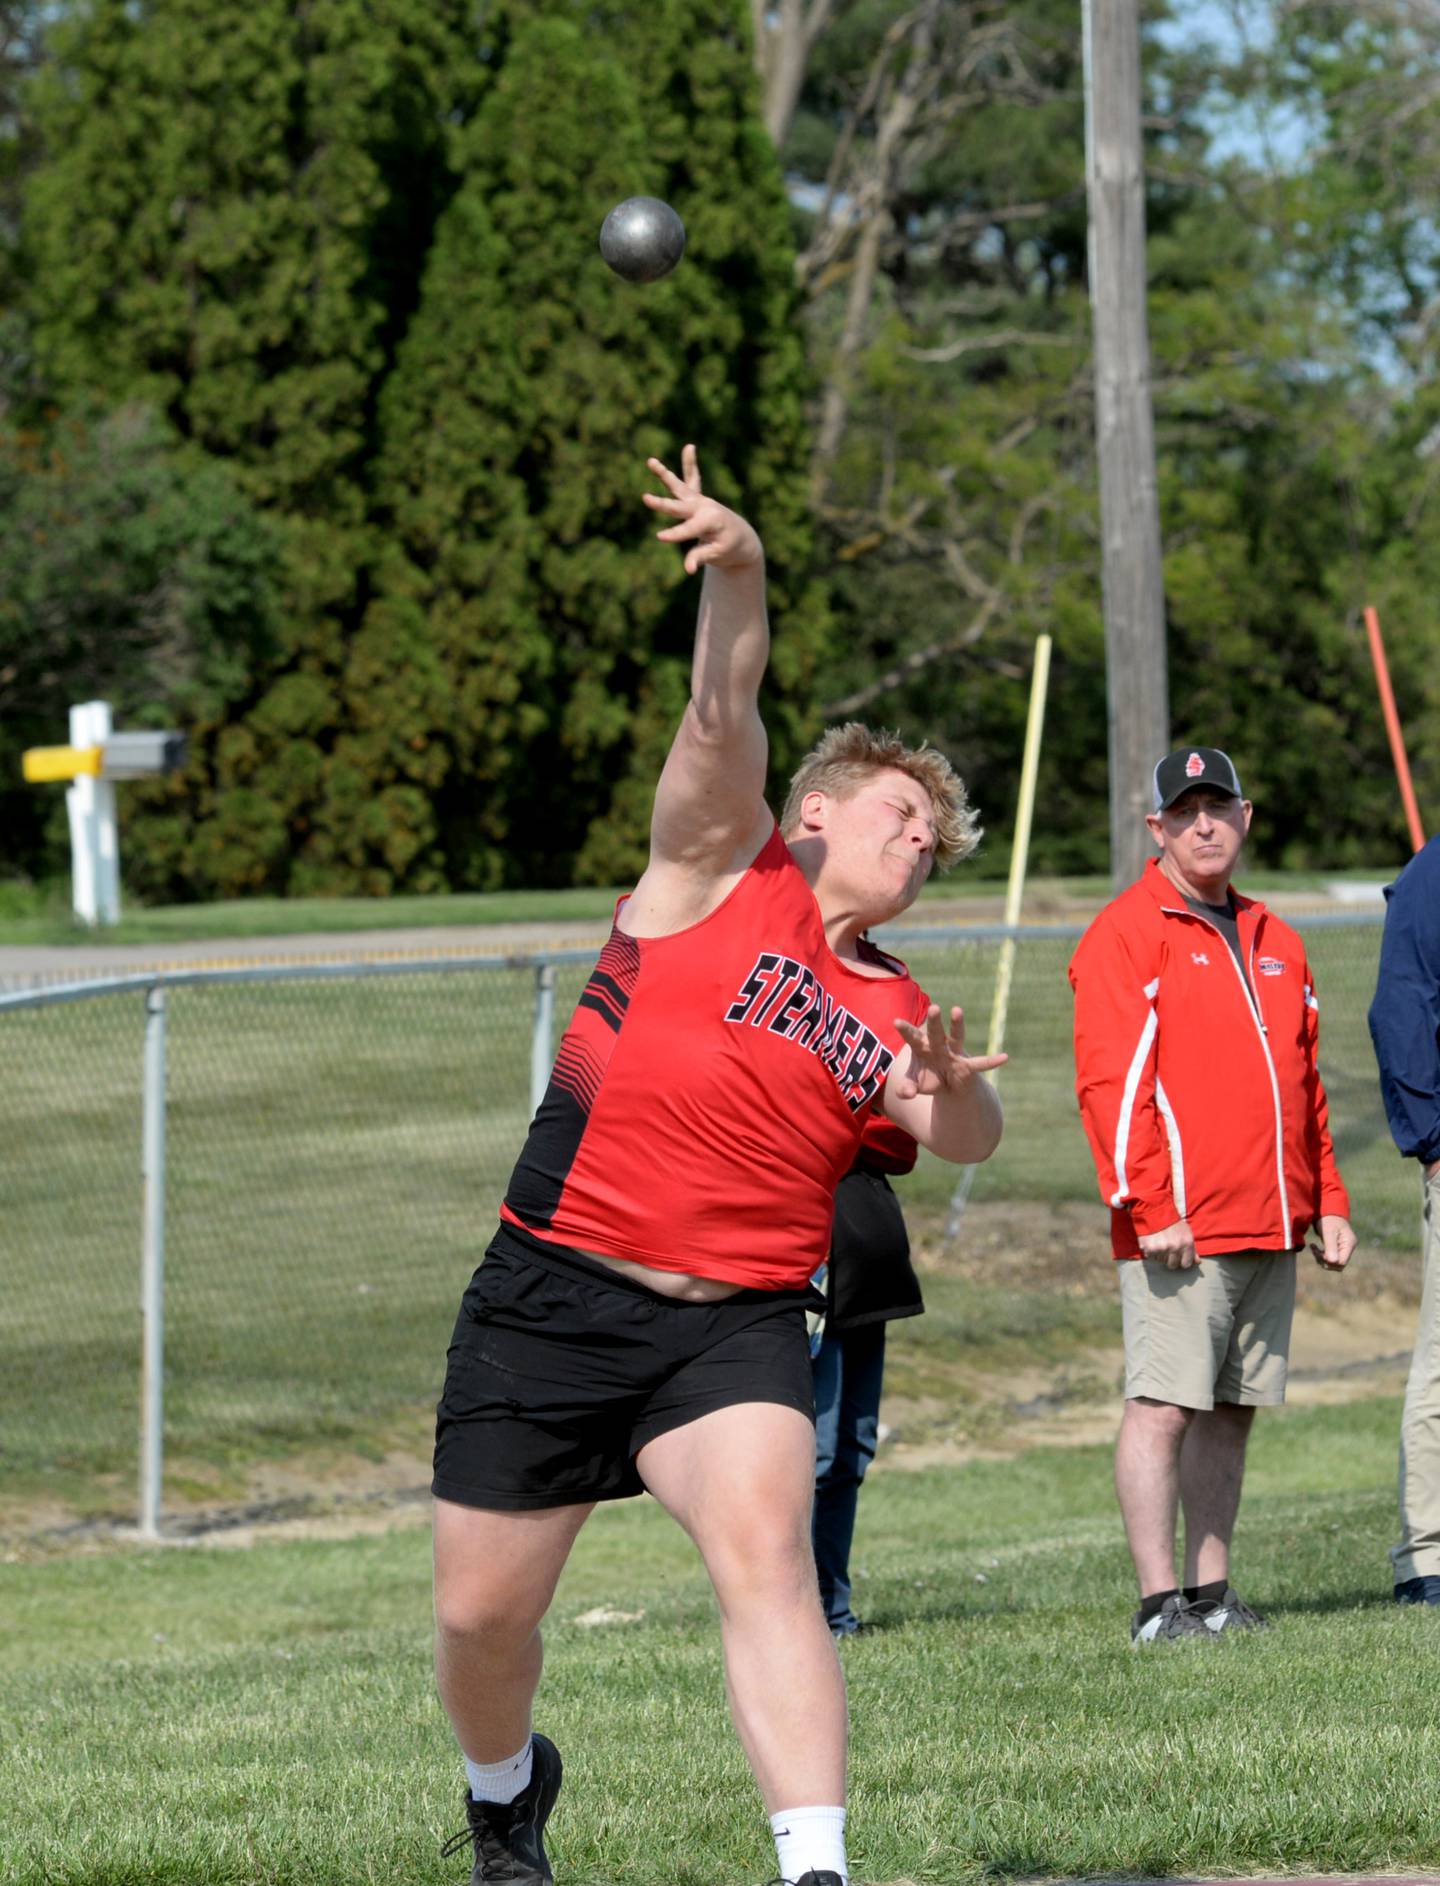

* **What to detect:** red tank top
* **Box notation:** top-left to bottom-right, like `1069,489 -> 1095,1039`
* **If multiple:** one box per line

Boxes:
501,825 -> 931,1288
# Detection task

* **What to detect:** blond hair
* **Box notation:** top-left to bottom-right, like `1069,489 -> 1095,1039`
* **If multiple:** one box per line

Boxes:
779,723 -> 980,871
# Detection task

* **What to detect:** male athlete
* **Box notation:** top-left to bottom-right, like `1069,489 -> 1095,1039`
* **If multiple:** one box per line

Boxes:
433,446 -> 1004,1886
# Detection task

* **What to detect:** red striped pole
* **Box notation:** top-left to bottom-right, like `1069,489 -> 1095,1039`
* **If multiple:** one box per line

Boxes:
1364,604 -> 1426,852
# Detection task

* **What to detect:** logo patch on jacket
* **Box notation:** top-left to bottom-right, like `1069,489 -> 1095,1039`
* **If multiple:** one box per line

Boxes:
1258,956 -> 1286,977
1191,951 -> 1209,966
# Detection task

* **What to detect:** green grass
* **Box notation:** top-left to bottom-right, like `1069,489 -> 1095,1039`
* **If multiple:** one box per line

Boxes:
1,925 -> 1419,1522
1,966 -> 554,1508
0,882 -> 628,948
2,1397 -> 1434,1885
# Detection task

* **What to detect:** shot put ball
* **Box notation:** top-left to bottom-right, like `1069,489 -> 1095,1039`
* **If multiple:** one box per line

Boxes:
599,196 -> 687,283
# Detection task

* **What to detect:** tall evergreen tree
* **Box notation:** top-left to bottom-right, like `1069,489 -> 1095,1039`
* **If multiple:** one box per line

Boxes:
22,0 -> 485,895
20,0 -> 822,897
360,0 -> 826,892
0,1 -> 46,416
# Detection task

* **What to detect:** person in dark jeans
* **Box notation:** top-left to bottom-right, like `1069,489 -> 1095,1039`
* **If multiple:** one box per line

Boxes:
813,1117 -> 921,1638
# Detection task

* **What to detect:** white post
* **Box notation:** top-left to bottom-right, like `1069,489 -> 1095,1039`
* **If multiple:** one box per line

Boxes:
139,984 -> 167,1541
65,700 -> 121,925
530,964 -> 556,1120
66,701 -> 100,925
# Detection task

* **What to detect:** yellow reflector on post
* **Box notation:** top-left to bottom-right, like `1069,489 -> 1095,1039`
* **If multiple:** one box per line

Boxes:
21,744 -> 104,783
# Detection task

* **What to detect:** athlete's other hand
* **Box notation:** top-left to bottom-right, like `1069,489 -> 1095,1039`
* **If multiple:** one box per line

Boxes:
1138,1219 -> 1198,1270
643,445 -> 762,575
1310,1214 -> 1356,1272
890,1003 -> 1007,1101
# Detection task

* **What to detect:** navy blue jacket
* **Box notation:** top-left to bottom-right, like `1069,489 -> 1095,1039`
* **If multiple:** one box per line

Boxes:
1369,836 -> 1440,1166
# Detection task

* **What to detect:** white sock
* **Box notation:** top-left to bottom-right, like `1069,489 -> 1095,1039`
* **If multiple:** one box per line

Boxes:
770,1804 -> 847,1884
465,1739 -> 532,1805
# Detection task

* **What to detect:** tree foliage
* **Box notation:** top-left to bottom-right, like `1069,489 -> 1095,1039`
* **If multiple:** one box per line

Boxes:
773,0 -> 1437,873
22,0 -> 492,895
349,0 -> 826,892
14,0 -> 821,897
1154,0 -> 1440,861
0,405 -> 281,875
6,0 -> 1439,901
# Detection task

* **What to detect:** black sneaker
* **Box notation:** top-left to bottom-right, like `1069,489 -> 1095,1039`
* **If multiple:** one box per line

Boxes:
763,1874 -> 845,1886
1130,1593 -> 1212,1645
441,1734 -> 563,1884
1191,1587 -> 1268,1634
1395,1574 -> 1440,1605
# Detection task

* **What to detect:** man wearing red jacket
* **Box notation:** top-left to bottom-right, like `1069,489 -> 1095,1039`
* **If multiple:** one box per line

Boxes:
1070,747 -> 1356,1644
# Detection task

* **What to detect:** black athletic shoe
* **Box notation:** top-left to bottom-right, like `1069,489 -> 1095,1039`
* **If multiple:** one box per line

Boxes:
1129,1593 -> 1212,1645
1395,1574 -> 1440,1605
763,1874 -> 845,1886
1191,1587 -> 1268,1634
440,1734 -> 563,1884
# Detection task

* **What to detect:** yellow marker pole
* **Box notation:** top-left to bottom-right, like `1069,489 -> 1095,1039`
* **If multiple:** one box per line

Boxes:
945,633 -> 1053,1239
22,745 -> 103,784
987,632 -> 1053,1060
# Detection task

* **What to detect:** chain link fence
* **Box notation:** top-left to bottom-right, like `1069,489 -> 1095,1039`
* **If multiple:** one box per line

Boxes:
0,917 -> 1414,1535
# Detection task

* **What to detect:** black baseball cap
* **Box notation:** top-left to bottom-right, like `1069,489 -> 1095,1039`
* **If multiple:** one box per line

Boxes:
1151,746 -> 1244,811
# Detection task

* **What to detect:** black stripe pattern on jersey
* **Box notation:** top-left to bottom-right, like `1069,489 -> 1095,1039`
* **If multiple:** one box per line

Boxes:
503,927 -> 640,1229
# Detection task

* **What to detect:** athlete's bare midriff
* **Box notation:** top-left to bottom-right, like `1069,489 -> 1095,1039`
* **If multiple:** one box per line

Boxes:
582,1249 -> 745,1302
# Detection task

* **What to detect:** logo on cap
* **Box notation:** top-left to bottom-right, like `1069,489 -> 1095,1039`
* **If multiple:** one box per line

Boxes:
1185,752 -> 1205,778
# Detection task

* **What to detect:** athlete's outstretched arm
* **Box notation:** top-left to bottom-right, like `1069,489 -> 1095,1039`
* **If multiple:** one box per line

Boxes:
638,447 -> 773,880
881,1004 -> 1006,1163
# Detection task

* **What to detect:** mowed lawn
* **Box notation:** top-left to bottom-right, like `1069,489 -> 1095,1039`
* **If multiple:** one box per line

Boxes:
2,1397 -> 1436,1886
3,918 -> 1429,1880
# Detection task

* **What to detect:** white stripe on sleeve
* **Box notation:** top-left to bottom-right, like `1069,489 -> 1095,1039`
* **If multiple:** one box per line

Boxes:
1108,978 -> 1161,1208
1155,1079 -> 1186,1219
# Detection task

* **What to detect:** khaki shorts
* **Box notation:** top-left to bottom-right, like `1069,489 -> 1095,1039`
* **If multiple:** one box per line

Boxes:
1117,1251 -> 1296,1409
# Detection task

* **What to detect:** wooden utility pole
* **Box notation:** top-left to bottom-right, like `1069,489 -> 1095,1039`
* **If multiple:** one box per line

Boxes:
1082,0 -> 1169,891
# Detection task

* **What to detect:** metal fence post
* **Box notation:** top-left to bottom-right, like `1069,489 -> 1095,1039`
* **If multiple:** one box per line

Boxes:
531,963 -> 556,1121
139,984 -> 167,1540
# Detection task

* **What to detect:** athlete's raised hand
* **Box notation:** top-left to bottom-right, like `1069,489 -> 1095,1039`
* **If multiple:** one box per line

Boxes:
643,445 -> 762,576
890,1004 -> 1007,1102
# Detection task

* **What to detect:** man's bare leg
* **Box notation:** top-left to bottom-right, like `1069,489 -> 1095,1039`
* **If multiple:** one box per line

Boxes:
433,1497 -> 594,1762
1179,1401 -> 1256,1588
1114,1396 -> 1195,1595
637,1402 -> 846,1811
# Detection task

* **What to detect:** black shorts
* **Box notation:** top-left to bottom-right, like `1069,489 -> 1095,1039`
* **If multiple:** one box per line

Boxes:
432,1222 -> 821,1511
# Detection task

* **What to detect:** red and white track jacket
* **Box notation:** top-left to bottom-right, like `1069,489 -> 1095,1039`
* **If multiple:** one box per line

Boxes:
1069,859 -> 1350,1259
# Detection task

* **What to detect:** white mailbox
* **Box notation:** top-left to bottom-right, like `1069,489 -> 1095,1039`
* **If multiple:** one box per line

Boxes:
99,731 -> 188,781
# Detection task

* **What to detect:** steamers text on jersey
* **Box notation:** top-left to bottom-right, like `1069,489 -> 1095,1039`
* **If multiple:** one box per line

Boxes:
724,952 -> 896,1113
